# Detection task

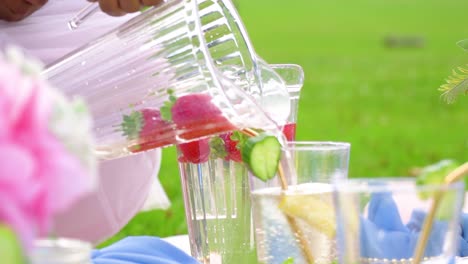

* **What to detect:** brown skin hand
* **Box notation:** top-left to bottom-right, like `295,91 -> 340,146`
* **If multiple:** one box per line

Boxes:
89,0 -> 165,17
0,0 -> 165,22
0,0 -> 48,22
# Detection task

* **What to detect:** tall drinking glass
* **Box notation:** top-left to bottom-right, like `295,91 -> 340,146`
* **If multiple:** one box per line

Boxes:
333,178 -> 465,264
178,64 -> 304,264
251,141 -> 351,264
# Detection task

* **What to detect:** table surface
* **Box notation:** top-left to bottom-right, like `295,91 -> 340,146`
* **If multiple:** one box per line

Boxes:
161,234 -> 468,263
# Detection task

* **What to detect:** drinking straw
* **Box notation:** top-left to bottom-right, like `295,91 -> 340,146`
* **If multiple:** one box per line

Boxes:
242,128 -> 315,263
68,2 -> 99,30
412,162 -> 468,263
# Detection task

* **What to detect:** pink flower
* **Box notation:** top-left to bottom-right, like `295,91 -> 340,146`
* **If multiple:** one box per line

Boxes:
0,49 -> 94,251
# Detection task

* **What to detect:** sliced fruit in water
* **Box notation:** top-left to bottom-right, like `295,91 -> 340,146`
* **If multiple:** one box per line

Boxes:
220,131 -> 243,162
241,133 -> 282,181
282,123 -> 296,141
121,108 -> 174,153
171,93 -> 236,140
177,138 -> 211,164
278,195 -> 336,238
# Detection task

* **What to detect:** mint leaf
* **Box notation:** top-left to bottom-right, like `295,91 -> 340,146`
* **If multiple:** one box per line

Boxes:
160,89 -> 177,122
230,131 -> 247,151
209,136 -> 227,159
121,111 -> 143,139
416,159 -> 462,220
416,159 -> 462,197
457,39 -> 468,52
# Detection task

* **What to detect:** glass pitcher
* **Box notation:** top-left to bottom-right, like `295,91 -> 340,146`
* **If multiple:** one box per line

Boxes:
43,0 -> 290,160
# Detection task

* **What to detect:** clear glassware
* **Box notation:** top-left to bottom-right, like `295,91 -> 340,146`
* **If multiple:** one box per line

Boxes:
250,141 -> 350,264
333,178 -> 465,264
43,0 -> 290,160
177,64 -> 303,264
270,64 -> 304,141
30,238 -> 92,264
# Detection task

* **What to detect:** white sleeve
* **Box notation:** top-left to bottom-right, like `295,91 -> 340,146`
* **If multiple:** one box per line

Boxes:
0,0 -> 137,65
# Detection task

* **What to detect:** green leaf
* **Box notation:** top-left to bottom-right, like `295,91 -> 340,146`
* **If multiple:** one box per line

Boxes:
282,257 -> 294,264
231,131 -> 248,151
209,136 -> 228,160
0,224 -> 25,264
457,39 -> 468,52
439,65 -> 468,103
121,111 -> 143,140
160,89 -> 177,122
416,160 -> 461,195
416,160 -> 463,220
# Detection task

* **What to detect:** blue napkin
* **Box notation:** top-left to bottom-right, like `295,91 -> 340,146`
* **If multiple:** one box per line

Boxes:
92,236 -> 199,264
360,193 -> 468,259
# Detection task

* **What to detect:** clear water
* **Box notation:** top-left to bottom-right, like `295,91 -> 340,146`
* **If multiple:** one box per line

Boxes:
180,159 -> 259,264
251,183 -> 337,264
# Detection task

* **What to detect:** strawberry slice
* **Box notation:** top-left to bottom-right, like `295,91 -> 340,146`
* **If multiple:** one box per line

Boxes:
121,109 -> 175,153
171,94 -> 236,140
282,122 -> 296,141
220,132 -> 243,162
177,138 -> 210,164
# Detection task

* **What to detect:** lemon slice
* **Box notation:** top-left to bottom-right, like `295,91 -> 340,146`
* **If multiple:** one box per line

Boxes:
278,195 -> 336,238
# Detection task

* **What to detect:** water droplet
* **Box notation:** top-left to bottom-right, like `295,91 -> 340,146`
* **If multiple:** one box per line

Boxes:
81,61 -> 86,66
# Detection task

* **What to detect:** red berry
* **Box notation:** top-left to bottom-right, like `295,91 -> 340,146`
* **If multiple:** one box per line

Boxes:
220,132 -> 242,162
171,94 -> 236,140
282,123 -> 296,141
122,109 -> 175,153
177,138 -> 210,164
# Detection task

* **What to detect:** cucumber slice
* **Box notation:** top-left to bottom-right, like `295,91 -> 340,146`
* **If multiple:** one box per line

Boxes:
241,133 -> 281,181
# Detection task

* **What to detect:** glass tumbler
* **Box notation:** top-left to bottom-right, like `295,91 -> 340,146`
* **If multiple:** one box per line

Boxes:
333,178 -> 465,264
177,64 -> 304,264
250,141 -> 351,264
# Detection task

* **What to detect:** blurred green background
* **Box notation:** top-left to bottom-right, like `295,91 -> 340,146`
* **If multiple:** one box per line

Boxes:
102,0 -> 468,246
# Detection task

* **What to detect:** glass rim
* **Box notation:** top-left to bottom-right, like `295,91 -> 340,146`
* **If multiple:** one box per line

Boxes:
286,141 -> 351,151
34,238 -> 92,251
333,177 -> 465,193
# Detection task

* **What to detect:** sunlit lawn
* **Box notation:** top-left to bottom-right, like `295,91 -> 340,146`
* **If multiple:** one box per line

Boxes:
101,0 -> 468,247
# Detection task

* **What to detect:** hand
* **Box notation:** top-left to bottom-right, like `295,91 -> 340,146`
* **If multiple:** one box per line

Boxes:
0,0 -> 48,22
90,0 -> 164,17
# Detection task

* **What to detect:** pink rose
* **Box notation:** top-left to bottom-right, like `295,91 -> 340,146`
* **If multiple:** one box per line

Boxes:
0,50 -> 94,251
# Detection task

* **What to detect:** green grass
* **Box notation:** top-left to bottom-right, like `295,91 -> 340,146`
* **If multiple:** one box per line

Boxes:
101,0 -> 468,247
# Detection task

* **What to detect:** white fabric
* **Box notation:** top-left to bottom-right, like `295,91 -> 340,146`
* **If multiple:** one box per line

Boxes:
0,0 -> 132,65
162,234 -> 191,255
0,0 -> 170,243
